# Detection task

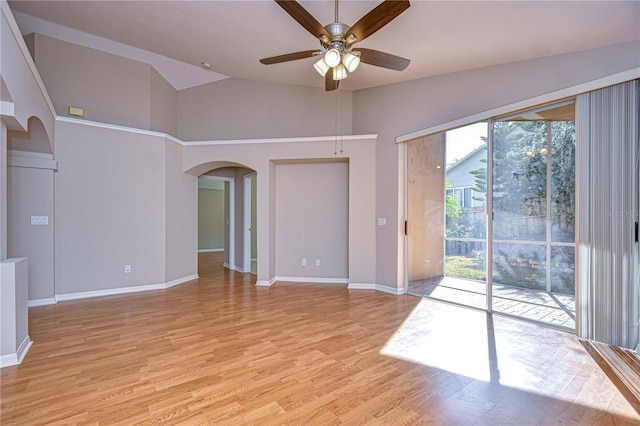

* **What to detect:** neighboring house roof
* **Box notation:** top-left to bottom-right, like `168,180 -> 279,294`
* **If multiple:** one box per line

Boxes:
446,145 -> 486,173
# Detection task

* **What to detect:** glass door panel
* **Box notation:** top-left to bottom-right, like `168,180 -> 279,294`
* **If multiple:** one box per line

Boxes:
407,123 -> 488,310
491,101 -> 576,330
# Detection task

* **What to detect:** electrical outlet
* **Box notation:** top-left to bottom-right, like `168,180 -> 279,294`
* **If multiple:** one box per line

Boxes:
301,258 -> 307,266
315,259 -> 320,266
124,264 -> 131,273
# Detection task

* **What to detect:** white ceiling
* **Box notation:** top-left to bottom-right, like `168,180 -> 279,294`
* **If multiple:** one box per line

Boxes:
8,1 -> 640,91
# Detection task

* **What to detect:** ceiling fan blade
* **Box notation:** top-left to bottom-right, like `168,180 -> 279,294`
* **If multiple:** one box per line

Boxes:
325,71 -> 339,91
275,0 -> 331,40
260,50 -> 317,65
346,0 -> 410,44
358,48 -> 410,71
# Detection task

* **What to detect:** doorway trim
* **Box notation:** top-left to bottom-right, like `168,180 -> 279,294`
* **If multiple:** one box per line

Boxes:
243,173 -> 256,274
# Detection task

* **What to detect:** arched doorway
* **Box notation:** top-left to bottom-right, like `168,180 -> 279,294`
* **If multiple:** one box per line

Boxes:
196,163 -> 257,279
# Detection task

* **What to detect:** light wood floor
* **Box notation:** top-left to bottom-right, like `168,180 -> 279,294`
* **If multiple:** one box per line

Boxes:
1,252 -> 639,424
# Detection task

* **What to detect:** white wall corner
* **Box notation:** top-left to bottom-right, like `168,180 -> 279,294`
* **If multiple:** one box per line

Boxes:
375,284 -> 406,295
347,283 -> 377,290
165,274 -> 198,288
0,335 -> 32,368
255,278 -> 276,287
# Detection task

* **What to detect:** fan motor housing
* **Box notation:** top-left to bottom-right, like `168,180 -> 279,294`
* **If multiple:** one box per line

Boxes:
324,22 -> 350,42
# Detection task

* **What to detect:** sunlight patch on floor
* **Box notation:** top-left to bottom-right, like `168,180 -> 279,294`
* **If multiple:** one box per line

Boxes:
381,299 -> 494,382
380,298 -> 638,419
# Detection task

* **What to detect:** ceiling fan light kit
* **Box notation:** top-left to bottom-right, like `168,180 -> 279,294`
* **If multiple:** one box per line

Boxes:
342,52 -> 360,73
314,57 -> 331,76
261,0 -> 411,91
333,64 -> 348,80
324,48 -> 341,67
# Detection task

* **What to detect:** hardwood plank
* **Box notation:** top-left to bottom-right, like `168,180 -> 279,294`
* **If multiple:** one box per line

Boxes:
1,252 -> 638,424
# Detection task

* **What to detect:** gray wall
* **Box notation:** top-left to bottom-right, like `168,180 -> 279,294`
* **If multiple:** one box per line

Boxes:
150,69 -> 178,137
198,187 -> 225,250
54,120 -> 167,294
164,139 -> 197,282
29,33 -> 177,135
275,162 -> 348,279
352,40 -> 640,288
176,78 -> 353,141
7,165 -> 54,301
182,136 -> 377,287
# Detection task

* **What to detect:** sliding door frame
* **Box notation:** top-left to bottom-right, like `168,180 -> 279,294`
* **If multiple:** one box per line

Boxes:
398,71 -> 639,339
404,99 -> 578,325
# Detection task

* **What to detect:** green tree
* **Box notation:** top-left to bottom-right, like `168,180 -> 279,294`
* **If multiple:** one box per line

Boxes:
445,182 -> 461,219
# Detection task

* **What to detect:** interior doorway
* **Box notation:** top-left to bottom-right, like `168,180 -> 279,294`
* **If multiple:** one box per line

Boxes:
197,175 -> 234,271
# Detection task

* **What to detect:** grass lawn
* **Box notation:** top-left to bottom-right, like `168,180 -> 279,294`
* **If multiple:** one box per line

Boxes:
445,255 -> 486,281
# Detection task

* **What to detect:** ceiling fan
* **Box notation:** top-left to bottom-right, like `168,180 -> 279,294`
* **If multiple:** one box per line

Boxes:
260,0 -> 411,91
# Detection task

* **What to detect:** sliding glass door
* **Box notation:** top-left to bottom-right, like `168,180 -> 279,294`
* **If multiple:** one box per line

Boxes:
407,100 -> 576,330
490,101 -> 576,328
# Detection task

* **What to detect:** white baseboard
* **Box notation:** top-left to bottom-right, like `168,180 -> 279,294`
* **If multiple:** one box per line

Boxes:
54,274 -> 198,303
255,277 -> 276,287
166,274 -> 198,288
348,283 -> 406,295
0,335 -> 32,368
16,335 -> 32,364
375,284 -> 406,295
347,283 -> 376,290
224,264 -> 244,272
198,248 -> 224,253
28,297 -> 57,307
276,276 -> 349,285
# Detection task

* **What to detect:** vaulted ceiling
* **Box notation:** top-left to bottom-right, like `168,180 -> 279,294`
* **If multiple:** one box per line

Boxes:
9,1 -> 640,91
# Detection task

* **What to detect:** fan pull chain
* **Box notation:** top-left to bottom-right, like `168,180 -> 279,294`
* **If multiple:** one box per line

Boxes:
339,88 -> 343,154
334,87 -> 339,155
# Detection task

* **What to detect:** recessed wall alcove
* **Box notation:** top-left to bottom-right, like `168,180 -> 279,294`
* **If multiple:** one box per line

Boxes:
183,135 -> 378,288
